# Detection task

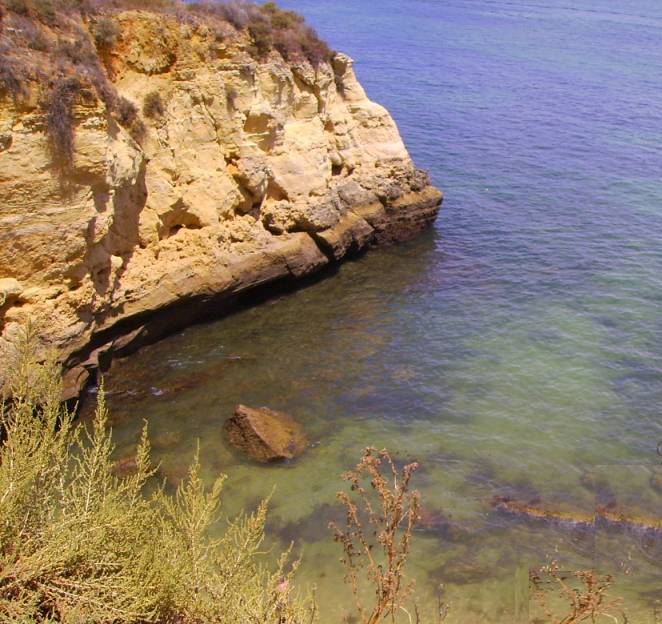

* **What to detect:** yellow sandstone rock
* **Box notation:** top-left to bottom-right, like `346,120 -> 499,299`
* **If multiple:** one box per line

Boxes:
0,11 -> 442,387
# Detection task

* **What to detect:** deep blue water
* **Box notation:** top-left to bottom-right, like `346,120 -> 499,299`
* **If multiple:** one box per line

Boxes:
103,2 -> 662,621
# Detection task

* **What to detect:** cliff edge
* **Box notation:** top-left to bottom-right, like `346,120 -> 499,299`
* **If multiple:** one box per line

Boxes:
0,3 -> 442,392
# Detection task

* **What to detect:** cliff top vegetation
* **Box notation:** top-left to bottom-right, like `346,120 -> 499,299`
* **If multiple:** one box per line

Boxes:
0,0 -> 333,163
0,0 -> 332,70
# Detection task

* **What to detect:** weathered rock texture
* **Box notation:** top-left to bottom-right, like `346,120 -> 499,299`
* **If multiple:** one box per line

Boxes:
225,404 -> 307,463
0,11 -> 442,386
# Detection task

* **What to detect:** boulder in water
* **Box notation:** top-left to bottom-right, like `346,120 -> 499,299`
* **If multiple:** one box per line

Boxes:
224,404 -> 307,463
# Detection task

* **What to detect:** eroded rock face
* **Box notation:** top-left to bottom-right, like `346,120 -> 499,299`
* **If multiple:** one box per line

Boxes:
0,12 -> 442,386
224,404 -> 307,463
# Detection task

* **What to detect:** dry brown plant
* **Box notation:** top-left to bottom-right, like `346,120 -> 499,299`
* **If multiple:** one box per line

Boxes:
330,447 -> 422,624
530,562 -> 623,624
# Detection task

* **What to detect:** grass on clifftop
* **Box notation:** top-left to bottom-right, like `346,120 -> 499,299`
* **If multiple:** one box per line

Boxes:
0,325 -> 315,623
0,0 -> 332,166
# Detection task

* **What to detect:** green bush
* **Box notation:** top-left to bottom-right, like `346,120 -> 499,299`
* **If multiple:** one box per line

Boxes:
0,325 -> 315,623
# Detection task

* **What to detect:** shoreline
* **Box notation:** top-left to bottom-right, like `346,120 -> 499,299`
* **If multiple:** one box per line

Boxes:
62,187 -> 442,403
0,7 -> 443,395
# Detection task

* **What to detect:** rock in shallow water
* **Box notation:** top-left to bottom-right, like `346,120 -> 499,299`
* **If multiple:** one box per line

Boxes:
224,404 -> 307,463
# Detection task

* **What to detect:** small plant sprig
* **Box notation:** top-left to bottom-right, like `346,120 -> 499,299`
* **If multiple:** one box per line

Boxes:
530,561 -> 623,624
331,447 -> 421,624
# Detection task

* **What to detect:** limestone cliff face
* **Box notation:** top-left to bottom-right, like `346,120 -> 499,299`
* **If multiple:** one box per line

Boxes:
0,11 -> 442,389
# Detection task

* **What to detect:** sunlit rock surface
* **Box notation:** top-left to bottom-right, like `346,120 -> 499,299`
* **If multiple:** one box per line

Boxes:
0,12 -> 442,382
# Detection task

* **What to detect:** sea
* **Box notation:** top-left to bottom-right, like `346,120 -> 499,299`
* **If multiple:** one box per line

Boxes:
94,1 -> 662,621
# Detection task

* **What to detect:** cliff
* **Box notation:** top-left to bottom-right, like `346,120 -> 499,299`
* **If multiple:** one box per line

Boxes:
0,3 -> 442,394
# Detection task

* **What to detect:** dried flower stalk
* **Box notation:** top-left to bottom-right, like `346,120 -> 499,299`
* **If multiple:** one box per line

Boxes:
331,447 -> 421,624
530,561 -> 623,624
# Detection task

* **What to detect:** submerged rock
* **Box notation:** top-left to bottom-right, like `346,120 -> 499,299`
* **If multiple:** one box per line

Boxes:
431,555 -> 490,586
224,404 -> 307,463
110,456 -> 139,478
416,505 -> 469,542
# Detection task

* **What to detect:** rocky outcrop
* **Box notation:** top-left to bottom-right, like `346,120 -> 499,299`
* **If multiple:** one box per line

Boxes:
225,404 -> 307,463
0,11 -> 442,388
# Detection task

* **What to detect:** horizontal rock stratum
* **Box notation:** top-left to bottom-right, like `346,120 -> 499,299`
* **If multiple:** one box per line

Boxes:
0,7 -> 442,389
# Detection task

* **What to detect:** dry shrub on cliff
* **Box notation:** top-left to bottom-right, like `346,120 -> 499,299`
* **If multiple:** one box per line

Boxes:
212,0 -> 258,29
331,448 -> 423,624
44,75 -> 80,166
115,94 -> 143,137
115,94 -> 137,123
0,325 -> 316,624
143,89 -> 165,118
0,61 -> 28,100
1,0 -> 29,16
245,10 -> 271,57
530,563 -> 622,624
254,1 -> 332,65
92,15 -> 119,48
260,1 -> 302,30
270,24 -> 331,66
23,20 -> 49,49
107,0 -> 175,11
57,33 -> 97,64
0,0 -> 69,25
185,0 -> 332,65
31,0 -> 57,24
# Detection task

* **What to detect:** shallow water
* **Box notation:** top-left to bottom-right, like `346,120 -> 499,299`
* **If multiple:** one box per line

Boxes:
89,1 -> 662,621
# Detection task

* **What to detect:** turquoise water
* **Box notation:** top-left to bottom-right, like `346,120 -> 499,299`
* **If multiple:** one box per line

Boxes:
91,1 -> 662,621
